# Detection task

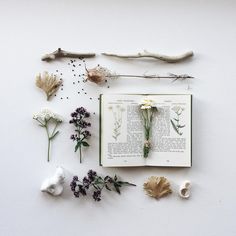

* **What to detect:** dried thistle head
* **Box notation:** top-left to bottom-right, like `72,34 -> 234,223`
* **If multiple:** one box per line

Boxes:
36,71 -> 62,101
85,66 -> 112,84
143,176 -> 172,199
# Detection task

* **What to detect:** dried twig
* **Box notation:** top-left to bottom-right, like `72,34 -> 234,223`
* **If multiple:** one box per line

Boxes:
102,50 -> 194,63
41,48 -> 96,62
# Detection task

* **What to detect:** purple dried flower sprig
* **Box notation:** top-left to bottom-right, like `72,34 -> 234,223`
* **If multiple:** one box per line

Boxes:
70,170 -> 136,201
69,107 -> 91,163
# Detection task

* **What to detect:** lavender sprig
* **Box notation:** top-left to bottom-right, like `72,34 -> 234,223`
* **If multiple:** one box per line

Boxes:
70,170 -> 136,201
69,107 -> 91,163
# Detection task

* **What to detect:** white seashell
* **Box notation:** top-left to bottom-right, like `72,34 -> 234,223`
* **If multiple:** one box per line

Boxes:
41,167 -> 65,196
179,180 -> 191,199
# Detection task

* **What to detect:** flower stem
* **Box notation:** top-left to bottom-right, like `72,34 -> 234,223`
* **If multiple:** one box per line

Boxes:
45,122 -> 51,162
47,138 -> 51,162
109,74 -> 194,79
79,146 -> 82,163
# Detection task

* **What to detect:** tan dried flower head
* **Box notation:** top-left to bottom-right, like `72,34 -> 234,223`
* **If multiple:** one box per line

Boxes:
86,66 -> 111,84
36,71 -> 62,101
143,176 -> 172,199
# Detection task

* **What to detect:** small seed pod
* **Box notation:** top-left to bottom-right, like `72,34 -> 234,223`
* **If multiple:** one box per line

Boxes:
179,180 -> 191,199
86,66 -> 111,84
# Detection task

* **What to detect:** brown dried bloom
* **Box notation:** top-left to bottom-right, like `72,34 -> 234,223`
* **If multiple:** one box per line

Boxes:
86,66 -> 112,84
36,72 -> 62,101
143,176 -> 172,199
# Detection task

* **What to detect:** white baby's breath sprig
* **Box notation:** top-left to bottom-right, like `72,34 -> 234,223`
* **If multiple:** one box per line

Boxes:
33,108 -> 63,162
139,98 -> 157,158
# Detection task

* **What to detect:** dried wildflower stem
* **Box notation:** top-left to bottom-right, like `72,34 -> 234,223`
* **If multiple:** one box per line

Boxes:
42,48 -> 96,62
109,74 -> 194,80
102,50 -> 194,63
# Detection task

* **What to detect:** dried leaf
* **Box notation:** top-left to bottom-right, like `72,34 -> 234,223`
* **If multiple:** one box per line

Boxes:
143,176 -> 172,199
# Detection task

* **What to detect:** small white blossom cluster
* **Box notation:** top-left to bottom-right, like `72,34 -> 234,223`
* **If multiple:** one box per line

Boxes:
33,108 -> 63,122
139,98 -> 155,109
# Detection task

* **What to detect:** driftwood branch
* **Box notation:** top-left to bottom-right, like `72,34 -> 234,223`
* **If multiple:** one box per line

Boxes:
41,48 -> 96,62
102,50 -> 194,63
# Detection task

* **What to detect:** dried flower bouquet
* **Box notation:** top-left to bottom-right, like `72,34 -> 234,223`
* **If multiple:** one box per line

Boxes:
139,98 -> 157,158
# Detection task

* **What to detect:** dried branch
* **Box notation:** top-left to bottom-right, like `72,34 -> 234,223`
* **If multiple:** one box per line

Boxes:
41,48 -> 96,62
102,50 -> 194,63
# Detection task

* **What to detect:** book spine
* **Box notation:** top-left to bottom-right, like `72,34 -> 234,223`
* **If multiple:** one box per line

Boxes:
99,94 -> 102,166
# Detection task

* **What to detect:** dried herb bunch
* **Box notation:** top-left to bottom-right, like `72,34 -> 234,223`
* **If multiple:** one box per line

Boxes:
139,98 -> 157,158
69,107 -> 91,163
36,71 -> 62,100
70,170 -> 136,201
33,108 -> 63,162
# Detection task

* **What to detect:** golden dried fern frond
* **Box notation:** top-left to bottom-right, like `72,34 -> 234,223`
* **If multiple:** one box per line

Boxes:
36,72 -> 62,101
143,176 -> 172,199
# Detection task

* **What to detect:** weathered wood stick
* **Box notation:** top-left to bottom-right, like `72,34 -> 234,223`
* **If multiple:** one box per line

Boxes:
41,48 -> 96,62
102,50 -> 194,63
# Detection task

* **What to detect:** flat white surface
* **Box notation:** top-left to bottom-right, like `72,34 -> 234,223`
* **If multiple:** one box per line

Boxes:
0,1 -> 235,235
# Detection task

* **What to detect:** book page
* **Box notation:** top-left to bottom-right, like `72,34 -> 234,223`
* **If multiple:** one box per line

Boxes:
146,94 -> 192,167
101,94 -> 192,167
101,94 -> 145,167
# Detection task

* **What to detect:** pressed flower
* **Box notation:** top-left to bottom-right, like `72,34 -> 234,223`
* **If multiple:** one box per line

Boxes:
140,98 -> 155,109
139,98 -> 157,158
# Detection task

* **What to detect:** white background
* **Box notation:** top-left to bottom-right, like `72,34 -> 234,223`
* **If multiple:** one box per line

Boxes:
0,0 -> 235,235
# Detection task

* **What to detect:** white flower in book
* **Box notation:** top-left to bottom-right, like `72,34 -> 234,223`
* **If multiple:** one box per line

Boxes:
140,98 -> 155,109
139,98 -> 157,158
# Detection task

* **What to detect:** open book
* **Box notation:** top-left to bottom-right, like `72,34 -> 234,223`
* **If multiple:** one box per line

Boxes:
99,94 -> 192,167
